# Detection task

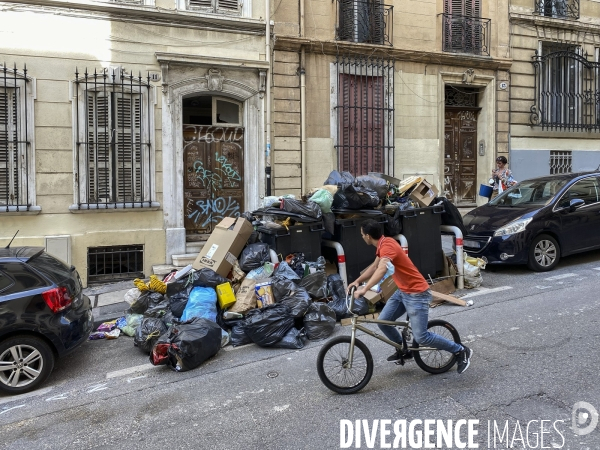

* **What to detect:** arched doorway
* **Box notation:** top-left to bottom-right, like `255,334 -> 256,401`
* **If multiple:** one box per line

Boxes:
182,95 -> 244,235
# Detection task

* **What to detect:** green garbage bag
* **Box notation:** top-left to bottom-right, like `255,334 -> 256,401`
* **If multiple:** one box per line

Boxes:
309,188 -> 333,213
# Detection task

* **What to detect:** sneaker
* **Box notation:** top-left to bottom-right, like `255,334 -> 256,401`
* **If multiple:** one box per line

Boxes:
456,346 -> 473,374
387,349 -> 413,362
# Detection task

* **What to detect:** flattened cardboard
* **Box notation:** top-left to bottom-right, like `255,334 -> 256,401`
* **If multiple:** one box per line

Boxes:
364,277 -> 398,304
430,278 -> 456,295
192,217 -> 254,277
431,291 -> 467,307
409,180 -> 439,207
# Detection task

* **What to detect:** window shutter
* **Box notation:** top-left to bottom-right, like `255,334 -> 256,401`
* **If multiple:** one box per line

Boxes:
88,93 -> 112,203
114,93 -> 142,202
370,0 -> 385,45
189,0 -> 213,9
0,90 -> 18,205
338,0 -> 355,41
217,0 -> 240,12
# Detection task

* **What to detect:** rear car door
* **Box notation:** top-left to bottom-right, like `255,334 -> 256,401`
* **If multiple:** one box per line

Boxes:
555,177 -> 600,252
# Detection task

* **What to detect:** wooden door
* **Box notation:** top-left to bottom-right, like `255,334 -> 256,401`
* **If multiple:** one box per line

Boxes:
444,110 -> 477,205
183,125 -> 244,234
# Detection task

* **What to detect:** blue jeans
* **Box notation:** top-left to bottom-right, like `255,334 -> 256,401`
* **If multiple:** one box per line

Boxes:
377,289 -> 463,354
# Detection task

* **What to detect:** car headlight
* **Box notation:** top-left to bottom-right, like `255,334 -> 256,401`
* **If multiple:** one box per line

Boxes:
493,217 -> 533,237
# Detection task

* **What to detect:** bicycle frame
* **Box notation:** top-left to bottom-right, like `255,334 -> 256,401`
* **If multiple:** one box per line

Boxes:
344,288 -> 438,368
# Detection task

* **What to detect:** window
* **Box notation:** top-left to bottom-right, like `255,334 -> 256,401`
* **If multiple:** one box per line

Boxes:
530,44 -> 600,131
73,68 -> 155,208
334,56 -> 394,176
0,65 -> 35,212
557,177 -> 599,208
550,150 -> 572,174
187,0 -> 240,14
535,0 -> 579,19
442,0 -> 490,56
336,0 -> 393,46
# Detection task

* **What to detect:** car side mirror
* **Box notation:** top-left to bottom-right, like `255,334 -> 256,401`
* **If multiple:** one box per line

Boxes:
569,198 -> 585,211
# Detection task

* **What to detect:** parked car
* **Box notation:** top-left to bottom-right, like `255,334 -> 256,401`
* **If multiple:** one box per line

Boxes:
462,171 -> 600,271
0,247 -> 93,395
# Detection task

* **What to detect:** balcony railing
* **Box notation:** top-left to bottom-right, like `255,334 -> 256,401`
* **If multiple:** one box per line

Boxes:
534,0 -> 579,20
336,0 -> 393,46
442,14 -> 490,56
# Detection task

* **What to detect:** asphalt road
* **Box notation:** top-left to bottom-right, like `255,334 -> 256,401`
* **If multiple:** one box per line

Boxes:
1,251 -> 600,450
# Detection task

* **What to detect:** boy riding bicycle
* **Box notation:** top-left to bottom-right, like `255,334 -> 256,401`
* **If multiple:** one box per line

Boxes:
348,219 -> 473,374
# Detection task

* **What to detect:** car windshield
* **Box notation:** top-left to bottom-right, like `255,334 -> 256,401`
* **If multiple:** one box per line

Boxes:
489,178 -> 570,207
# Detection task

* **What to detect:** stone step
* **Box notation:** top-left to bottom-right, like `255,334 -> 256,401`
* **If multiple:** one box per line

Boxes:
152,264 -> 178,276
186,241 -> 205,254
172,253 -> 199,267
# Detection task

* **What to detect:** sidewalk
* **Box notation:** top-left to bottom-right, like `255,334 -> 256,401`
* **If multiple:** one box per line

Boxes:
84,280 -> 133,327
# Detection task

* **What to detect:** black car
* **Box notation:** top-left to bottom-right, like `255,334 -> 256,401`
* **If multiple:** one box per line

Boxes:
0,247 -> 93,395
462,172 -> 600,271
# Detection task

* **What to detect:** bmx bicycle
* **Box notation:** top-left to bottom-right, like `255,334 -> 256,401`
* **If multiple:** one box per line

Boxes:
316,286 -> 462,394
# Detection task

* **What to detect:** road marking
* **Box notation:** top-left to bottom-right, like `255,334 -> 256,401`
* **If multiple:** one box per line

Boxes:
127,375 -> 147,383
0,387 -> 53,406
45,393 -> 68,402
87,383 -> 108,393
461,286 -> 513,298
0,405 -> 26,415
544,273 -> 577,281
106,363 -> 157,379
535,285 -> 552,289
594,267 -> 600,271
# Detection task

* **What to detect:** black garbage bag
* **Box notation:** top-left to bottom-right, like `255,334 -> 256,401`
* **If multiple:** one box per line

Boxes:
324,170 -> 355,186
241,211 -> 255,223
326,274 -> 370,319
332,184 -> 380,210
271,276 -> 311,318
356,175 -> 389,199
304,302 -> 337,340
272,327 -> 305,349
434,197 -> 466,237
167,278 -> 193,319
287,252 -> 306,278
162,310 -> 176,329
144,299 -> 170,318
280,198 -> 322,219
134,317 -> 168,354
192,268 -> 228,288
149,317 -> 222,371
305,256 -> 326,272
229,320 -> 252,347
239,243 -> 271,272
298,271 -> 328,299
323,212 -> 335,235
385,207 -> 403,237
129,291 -> 165,315
244,303 -> 295,347
272,261 -> 301,281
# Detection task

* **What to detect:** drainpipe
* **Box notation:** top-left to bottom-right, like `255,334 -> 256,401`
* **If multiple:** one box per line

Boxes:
300,0 -> 306,194
265,0 -> 272,196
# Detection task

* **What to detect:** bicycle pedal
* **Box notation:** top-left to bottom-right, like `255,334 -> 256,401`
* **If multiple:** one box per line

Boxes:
394,358 -> 406,366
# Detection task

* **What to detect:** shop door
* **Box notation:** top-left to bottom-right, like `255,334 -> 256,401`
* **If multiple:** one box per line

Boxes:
444,109 -> 478,205
183,126 -> 244,234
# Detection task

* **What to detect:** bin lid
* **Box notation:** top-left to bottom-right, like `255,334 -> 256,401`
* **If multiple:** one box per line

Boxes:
331,208 -> 383,216
252,208 -> 323,223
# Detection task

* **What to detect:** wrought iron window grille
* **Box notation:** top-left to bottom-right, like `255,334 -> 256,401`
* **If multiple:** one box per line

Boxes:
1,64 -> 32,212
334,55 -> 394,177
550,150 -> 572,174
74,68 -> 154,209
87,245 -> 144,284
445,86 -> 479,107
336,0 -> 393,46
534,0 -> 579,20
530,49 -> 600,131
441,13 -> 491,56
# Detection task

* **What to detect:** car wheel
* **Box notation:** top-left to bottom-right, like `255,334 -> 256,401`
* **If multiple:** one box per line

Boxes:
527,234 -> 560,272
0,336 -> 55,395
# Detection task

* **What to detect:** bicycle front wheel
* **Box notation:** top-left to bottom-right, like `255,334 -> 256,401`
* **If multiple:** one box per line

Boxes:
316,336 -> 373,395
413,319 -> 461,374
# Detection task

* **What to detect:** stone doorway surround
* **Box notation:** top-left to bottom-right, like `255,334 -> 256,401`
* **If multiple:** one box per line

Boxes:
438,69 -> 496,207
157,53 -> 269,264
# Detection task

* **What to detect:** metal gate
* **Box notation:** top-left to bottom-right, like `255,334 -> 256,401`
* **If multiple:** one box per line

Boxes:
183,125 -> 244,234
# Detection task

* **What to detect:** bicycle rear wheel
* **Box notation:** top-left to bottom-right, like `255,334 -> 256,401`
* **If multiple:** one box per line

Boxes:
316,336 -> 373,395
413,319 -> 461,374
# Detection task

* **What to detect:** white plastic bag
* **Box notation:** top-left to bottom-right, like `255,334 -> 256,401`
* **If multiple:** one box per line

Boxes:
124,288 -> 143,305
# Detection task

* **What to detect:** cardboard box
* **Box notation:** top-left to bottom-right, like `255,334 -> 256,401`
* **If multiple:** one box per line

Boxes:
192,217 -> 254,277
408,180 -> 439,207
215,282 -> 237,309
363,277 -> 398,304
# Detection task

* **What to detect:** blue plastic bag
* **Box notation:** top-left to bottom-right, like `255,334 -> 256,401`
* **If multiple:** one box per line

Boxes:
181,287 -> 218,322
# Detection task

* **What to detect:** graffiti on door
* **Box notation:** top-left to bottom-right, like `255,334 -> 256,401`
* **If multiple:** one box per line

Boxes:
186,196 -> 241,229
191,153 -> 242,191
183,125 -> 244,143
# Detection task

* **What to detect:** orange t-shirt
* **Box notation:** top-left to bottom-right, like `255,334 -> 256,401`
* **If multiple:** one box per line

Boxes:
376,236 -> 429,294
